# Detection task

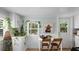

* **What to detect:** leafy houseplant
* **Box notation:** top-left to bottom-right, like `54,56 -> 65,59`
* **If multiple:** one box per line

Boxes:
20,25 -> 26,36
5,17 -> 11,30
12,28 -> 19,36
12,25 -> 26,36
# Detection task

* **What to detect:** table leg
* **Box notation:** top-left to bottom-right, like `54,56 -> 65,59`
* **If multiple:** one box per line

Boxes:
39,40 -> 41,51
60,42 -> 62,51
39,42 -> 40,51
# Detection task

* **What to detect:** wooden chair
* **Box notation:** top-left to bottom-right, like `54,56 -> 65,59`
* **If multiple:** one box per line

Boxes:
41,35 -> 51,51
50,38 -> 62,51
3,31 -> 12,51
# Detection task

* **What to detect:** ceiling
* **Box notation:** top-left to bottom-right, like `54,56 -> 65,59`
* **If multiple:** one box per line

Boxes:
2,7 -> 79,17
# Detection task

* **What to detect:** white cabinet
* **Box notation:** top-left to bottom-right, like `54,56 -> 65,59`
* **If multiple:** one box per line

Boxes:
12,37 -> 26,51
26,21 -> 40,49
74,16 -> 79,28
26,35 -> 42,50
0,37 -> 3,51
24,21 -> 40,49
75,36 -> 79,47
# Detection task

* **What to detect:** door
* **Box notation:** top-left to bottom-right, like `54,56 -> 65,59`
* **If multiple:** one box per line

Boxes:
58,17 -> 74,48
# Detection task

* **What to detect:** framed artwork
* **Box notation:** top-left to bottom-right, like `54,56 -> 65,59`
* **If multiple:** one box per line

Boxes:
60,22 -> 67,32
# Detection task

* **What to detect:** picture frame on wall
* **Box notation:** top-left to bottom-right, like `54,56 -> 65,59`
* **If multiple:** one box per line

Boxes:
60,22 -> 67,32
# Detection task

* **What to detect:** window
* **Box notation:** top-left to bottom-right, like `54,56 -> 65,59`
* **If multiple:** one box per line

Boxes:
0,18 -> 3,36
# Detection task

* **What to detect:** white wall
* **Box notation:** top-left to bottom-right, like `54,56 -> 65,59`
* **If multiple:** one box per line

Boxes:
10,13 -> 24,29
0,8 -> 10,18
57,16 -> 74,48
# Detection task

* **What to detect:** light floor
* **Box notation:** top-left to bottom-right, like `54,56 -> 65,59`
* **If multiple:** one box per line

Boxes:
26,48 -> 71,51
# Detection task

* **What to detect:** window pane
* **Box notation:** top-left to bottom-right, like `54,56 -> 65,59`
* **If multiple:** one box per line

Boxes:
29,29 -> 38,34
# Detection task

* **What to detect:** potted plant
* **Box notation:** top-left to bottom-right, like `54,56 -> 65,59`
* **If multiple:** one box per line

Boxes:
12,28 -> 19,36
20,25 -> 26,36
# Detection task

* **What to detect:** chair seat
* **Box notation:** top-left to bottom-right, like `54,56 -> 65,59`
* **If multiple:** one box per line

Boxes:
51,42 -> 60,46
42,43 -> 49,46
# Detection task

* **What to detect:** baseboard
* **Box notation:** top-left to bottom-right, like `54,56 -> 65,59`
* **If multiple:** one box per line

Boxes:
26,48 -> 71,51
26,48 -> 39,51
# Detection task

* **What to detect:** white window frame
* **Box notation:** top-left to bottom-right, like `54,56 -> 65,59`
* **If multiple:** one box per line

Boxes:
27,21 -> 39,36
24,20 -> 40,36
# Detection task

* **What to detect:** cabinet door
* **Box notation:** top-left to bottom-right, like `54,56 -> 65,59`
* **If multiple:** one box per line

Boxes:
74,16 -> 79,28
12,37 -> 25,51
26,36 -> 40,48
75,36 -> 79,47
12,37 -> 20,51
20,37 -> 26,50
